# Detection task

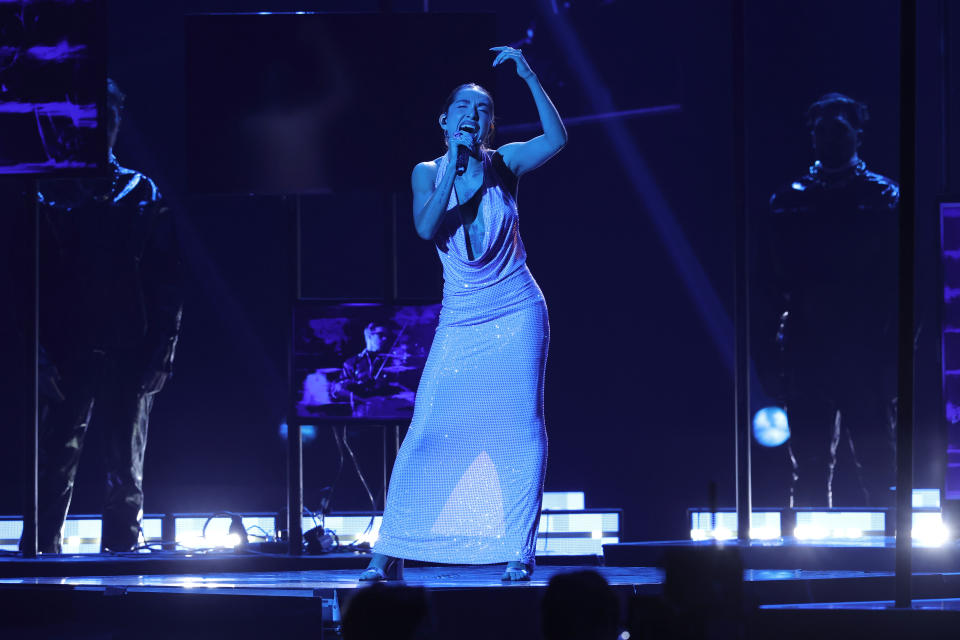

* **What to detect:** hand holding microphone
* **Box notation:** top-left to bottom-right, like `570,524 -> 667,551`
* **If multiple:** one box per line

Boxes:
450,129 -> 474,176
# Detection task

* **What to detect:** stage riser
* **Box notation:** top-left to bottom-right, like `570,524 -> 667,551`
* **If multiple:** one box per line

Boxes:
0,552 -> 602,579
0,585 -> 638,640
743,573 -> 960,606
0,590 -> 335,639
3,585 -> 960,640
752,609 -> 960,640
603,542 -> 960,572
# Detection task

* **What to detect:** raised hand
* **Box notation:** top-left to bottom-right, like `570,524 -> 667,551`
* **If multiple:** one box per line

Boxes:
490,46 -> 534,80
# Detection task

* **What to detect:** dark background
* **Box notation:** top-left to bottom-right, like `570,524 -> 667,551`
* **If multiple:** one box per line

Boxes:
0,0 -> 955,542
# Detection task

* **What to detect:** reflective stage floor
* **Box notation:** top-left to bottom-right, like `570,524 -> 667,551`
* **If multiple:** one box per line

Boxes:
2,551 -> 960,638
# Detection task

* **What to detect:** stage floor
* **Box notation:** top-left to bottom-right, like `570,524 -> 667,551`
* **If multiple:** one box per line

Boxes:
0,561 -> 955,600
3,559 -> 960,639
763,597 -> 960,610
0,564 -> 656,594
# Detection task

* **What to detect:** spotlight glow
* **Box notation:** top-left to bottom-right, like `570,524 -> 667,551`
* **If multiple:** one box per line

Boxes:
794,524 -> 829,540
752,407 -> 790,447
176,532 -> 242,549
912,522 -> 950,547
748,526 -> 780,540
689,527 -> 737,541
354,530 -> 379,546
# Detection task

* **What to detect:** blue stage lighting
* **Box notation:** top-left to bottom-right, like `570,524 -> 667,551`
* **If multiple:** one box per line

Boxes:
752,406 -> 790,447
278,423 -> 317,443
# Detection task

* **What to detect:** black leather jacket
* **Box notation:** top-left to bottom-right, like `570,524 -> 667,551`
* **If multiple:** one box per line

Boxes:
765,160 -> 899,356
35,154 -> 183,377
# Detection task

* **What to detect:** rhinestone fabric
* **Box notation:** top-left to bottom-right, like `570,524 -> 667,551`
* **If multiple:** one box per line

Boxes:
373,151 -> 549,565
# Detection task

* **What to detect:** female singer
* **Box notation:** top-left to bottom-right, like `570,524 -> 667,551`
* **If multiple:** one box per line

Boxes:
361,45 -> 567,582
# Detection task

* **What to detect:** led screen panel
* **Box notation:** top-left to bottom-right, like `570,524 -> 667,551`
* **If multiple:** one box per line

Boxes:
941,201 -> 960,499
0,0 -> 106,175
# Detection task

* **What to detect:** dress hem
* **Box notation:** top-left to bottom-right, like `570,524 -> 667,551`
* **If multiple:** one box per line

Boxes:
373,538 -> 536,566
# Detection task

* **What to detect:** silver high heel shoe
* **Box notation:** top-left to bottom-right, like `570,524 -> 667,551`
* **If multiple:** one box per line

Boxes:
359,554 -> 404,582
501,561 -> 533,582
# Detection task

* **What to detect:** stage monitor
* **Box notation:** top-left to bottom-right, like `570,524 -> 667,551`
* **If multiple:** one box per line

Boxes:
0,0 -> 107,175
294,302 -> 441,422
185,12 -> 495,195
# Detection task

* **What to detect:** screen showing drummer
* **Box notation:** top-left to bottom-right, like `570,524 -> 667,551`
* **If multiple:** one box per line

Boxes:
294,303 -> 441,420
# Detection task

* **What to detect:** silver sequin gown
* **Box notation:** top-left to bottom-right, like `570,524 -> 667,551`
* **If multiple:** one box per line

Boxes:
373,150 -> 549,565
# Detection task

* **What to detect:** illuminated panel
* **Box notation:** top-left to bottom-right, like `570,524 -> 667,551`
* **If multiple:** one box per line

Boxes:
542,491 -> 586,511
794,511 -> 886,540
0,519 -> 23,552
295,510 -> 620,555
60,518 -> 101,554
535,537 -> 619,556
175,516 -> 232,549
141,517 -> 163,544
688,511 -> 781,540
0,500 -> 619,556
241,516 -> 278,541
537,511 -> 620,556
539,512 -> 617,533
0,515 -> 165,553
174,515 -> 279,549
305,515 -> 382,547
913,488 -> 941,509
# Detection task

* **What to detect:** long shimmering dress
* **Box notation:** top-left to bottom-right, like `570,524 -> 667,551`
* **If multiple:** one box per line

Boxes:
373,150 -> 549,565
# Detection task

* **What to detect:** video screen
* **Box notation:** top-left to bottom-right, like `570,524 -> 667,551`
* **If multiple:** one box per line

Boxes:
0,0 -> 106,175
942,201 -> 960,499
294,302 -> 441,421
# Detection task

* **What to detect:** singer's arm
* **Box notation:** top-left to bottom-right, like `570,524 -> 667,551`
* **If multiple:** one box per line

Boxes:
412,159 -> 456,241
491,47 -> 568,177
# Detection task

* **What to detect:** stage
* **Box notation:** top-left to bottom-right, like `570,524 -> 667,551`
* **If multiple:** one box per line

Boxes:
3,2 -> 959,639
3,546 -> 960,639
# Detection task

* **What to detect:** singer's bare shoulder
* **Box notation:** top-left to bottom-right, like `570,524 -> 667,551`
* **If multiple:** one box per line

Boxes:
411,160 -> 440,192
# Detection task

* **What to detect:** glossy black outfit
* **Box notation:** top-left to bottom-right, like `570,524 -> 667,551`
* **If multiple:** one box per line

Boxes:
26,155 -> 182,552
339,350 -> 384,391
334,350 -> 411,417
765,160 -> 899,507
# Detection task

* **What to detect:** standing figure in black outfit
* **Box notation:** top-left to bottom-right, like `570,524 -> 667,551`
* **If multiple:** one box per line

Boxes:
766,93 -> 898,508
20,79 -> 183,553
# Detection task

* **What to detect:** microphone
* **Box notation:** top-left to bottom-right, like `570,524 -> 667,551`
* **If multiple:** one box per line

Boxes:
456,145 -> 470,176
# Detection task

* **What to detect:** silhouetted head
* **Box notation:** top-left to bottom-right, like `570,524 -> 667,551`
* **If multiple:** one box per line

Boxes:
805,92 -> 869,170
106,78 -> 125,152
342,584 -> 435,640
541,570 -> 621,640
439,83 -> 495,150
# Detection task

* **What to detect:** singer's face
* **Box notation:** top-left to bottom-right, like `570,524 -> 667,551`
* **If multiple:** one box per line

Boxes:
443,87 -> 493,147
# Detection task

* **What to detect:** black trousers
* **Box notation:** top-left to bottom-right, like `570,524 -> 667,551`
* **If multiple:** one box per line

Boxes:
25,349 -> 154,553
784,347 -> 897,508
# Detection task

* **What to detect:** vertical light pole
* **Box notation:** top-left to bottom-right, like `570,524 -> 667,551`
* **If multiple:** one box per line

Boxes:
731,0 -> 752,544
896,0 -> 918,609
